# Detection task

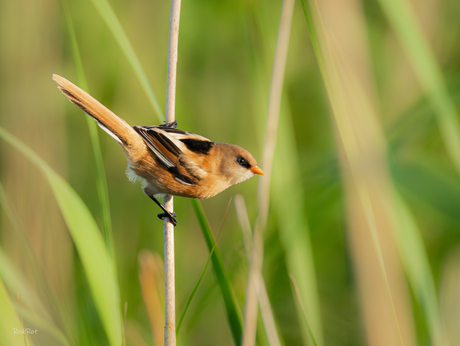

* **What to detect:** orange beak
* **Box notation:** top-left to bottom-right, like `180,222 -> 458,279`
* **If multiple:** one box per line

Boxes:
250,166 -> 264,175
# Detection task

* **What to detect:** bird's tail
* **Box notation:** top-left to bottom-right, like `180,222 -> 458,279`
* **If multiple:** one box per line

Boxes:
53,74 -> 145,152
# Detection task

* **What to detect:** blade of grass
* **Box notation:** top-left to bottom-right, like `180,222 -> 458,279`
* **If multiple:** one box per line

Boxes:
62,0 -> 86,86
289,274 -> 318,346
439,250 -> 460,344
176,237 -> 214,337
0,247 -> 50,325
122,302 -> 128,346
244,1 -> 322,344
257,0 -> 295,229
243,0 -> 294,344
14,303 -> 71,346
271,106 -> 322,346
191,199 -> 243,345
63,0 -> 114,256
0,278 -> 33,346
0,126 -> 122,346
378,0 -> 460,176
234,195 -> 253,256
0,183 -> 77,344
234,195 -> 282,346
393,194 -> 448,346
0,181 -> 45,279
301,1 -> 419,345
139,250 -> 164,346
89,0 -> 163,121
0,181 -> 25,239
390,158 -> 460,223
177,198 -> 232,337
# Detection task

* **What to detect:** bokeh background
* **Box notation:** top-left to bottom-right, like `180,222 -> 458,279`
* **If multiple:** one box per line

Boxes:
1,0 -> 460,345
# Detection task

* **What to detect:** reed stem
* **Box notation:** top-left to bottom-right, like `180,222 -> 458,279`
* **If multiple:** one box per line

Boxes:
164,0 -> 182,344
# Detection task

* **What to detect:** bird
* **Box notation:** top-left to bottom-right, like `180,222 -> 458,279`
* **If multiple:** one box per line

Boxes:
52,74 -> 263,226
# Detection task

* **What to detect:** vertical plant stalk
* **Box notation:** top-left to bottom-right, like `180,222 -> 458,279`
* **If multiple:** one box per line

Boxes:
304,0 -> 416,345
236,199 -> 279,342
191,199 -> 244,343
164,0 -> 181,345
235,195 -> 281,346
63,3 -> 114,256
242,0 -> 294,344
378,0 -> 460,177
163,194 -> 175,346
257,0 -> 294,227
139,250 -> 165,346
90,0 -> 164,120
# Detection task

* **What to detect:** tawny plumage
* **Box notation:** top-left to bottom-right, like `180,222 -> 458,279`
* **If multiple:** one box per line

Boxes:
53,74 -> 263,225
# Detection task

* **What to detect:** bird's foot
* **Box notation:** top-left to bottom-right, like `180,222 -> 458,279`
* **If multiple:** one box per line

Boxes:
157,211 -> 178,226
149,195 -> 178,226
162,120 -> 178,128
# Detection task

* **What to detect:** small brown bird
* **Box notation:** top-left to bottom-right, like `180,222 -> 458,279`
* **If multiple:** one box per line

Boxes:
53,74 -> 263,225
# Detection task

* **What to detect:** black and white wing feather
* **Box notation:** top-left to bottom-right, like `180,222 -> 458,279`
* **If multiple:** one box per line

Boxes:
134,126 -> 180,169
133,125 -> 214,186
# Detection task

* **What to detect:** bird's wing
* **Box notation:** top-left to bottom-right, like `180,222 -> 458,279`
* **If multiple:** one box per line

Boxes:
156,127 -> 215,154
134,125 -> 208,186
134,126 -> 179,168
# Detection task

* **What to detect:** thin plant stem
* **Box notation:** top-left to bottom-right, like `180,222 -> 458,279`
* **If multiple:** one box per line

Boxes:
176,198 -> 232,337
163,195 -> 175,346
165,0 -> 181,125
257,0 -> 295,228
289,274 -> 318,346
242,0 -> 294,344
139,251 -> 164,346
62,1 -> 115,257
190,199 -> 244,343
235,195 -> 281,346
89,0 -> 164,120
304,1 -> 411,344
164,0 -> 182,345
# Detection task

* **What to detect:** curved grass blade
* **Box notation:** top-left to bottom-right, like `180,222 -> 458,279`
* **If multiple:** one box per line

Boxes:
89,0 -> 164,121
378,0 -> 460,176
63,0 -> 114,256
176,242 -> 214,337
177,198 -> 232,337
0,183 -> 77,344
0,278 -> 33,346
17,303 -> 71,346
289,274 -> 318,346
138,251 -> 164,346
393,194 -> 448,346
234,195 -> 282,346
0,181 -> 24,238
0,248 -> 71,346
0,247 -> 51,325
390,159 -> 460,223
191,199 -> 243,345
271,108 -> 323,346
0,126 -> 122,346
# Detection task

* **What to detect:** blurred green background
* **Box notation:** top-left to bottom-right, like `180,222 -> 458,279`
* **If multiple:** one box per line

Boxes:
1,0 -> 460,345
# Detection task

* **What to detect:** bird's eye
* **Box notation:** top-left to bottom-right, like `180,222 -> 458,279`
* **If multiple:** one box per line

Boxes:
236,157 -> 248,167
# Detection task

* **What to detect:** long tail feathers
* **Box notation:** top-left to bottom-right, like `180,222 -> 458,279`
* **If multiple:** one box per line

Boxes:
52,74 -> 144,150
